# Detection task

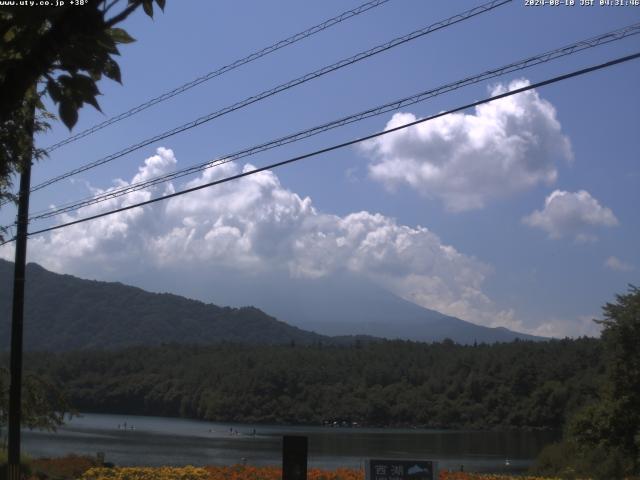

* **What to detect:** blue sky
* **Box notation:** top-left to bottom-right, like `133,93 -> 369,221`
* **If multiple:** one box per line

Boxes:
1,0 -> 638,337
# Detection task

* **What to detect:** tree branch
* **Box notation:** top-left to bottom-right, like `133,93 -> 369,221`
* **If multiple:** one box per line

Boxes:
104,0 -> 123,15
105,1 -> 142,28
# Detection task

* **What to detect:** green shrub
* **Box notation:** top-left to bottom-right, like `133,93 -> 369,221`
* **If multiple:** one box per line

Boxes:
0,450 -> 33,479
532,440 -> 634,480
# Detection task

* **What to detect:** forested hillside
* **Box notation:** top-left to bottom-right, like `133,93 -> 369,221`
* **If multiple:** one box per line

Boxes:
22,338 -> 603,430
0,260 -> 543,349
0,260 -> 329,350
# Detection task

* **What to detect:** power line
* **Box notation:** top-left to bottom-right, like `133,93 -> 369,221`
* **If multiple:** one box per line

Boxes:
26,22 -> 640,222
43,0 -> 393,154
2,50 -> 633,244
28,0 -> 511,194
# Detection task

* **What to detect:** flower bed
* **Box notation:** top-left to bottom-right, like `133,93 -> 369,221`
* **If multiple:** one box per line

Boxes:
78,465 -> 561,480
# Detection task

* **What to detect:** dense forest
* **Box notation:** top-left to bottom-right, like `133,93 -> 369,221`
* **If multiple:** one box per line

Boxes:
19,337 -> 603,430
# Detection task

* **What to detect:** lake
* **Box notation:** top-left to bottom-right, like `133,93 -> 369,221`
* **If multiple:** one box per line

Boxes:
22,413 -> 558,473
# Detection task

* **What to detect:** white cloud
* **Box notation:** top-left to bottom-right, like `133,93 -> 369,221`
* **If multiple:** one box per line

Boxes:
531,314 -> 602,338
362,79 -> 572,211
0,147 -> 520,330
604,256 -> 634,272
4,149 -> 607,339
523,189 -> 618,240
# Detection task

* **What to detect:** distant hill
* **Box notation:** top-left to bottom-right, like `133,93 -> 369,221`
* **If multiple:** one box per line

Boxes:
175,271 -> 545,344
0,260 -> 542,351
0,260 -> 330,351
269,277 -> 545,344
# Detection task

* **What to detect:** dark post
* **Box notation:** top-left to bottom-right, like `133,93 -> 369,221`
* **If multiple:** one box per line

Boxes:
7,102 -> 34,480
282,435 -> 308,480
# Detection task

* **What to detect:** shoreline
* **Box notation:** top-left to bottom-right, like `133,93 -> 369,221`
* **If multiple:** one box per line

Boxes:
63,410 -> 561,433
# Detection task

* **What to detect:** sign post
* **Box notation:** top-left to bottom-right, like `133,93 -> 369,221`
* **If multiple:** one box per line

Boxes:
282,435 -> 307,480
365,459 -> 438,480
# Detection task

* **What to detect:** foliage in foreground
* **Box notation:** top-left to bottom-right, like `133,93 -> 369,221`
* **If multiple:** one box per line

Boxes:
440,473 -> 561,480
0,0 -> 166,127
29,454 -> 99,480
0,366 -> 72,433
77,465 -> 561,480
532,440 -> 634,480
532,286 -> 640,479
0,0 -> 166,234
79,465 -> 364,480
5,456 -> 570,480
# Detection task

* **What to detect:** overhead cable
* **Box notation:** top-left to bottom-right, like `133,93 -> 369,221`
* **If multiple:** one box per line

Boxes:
28,0 -> 511,194
43,0 -> 394,153
27,22 -> 640,221
4,50 -> 633,244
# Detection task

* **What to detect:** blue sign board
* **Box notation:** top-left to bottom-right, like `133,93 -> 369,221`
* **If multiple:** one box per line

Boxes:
366,459 -> 437,480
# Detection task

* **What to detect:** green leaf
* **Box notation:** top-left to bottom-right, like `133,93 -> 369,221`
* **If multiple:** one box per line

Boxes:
103,58 -> 122,84
57,74 -> 73,90
67,74 -> 102,113
59,99 -> 78,130
155,0 -> 166,11
3,26 -> 16,42
47,79 -> 62,103
89,70 -> 103,82
84,95 -> 102,113
59,46 -> 90,71
97,31 -> 121,54
142,0 -> 153,18
109,27 -> 135,44
71,73 -> 99,96
35,97 -> 45,111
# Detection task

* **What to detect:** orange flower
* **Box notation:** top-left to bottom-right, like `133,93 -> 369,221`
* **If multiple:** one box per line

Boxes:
56,462 -> 565,480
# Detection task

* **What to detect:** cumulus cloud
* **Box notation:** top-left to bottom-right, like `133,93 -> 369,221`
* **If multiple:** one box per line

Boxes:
0,147 -> 520,329
362,79 -> 572,211
523,190 -> 618,241
10,147 -> 179,275
604,256 -> 634,272
531,314 -> 602,338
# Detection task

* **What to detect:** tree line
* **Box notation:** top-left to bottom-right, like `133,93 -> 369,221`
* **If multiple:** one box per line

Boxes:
16,337 -> 603,431
2,285 -> 638,478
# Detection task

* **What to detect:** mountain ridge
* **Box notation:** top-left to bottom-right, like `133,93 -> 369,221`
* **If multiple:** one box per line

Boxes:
0,259 -> 542,350
0,259 -> 332,350
180,270 -> 545,344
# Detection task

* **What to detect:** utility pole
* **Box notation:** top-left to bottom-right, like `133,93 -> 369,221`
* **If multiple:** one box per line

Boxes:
7,100 -> 35,480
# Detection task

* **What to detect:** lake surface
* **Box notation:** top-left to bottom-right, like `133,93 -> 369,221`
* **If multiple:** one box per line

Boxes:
23,413 -> 558,473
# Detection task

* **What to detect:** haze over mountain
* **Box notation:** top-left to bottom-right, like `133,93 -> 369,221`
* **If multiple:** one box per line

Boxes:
153,269 -> 544,344
0,260 -> 542,350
